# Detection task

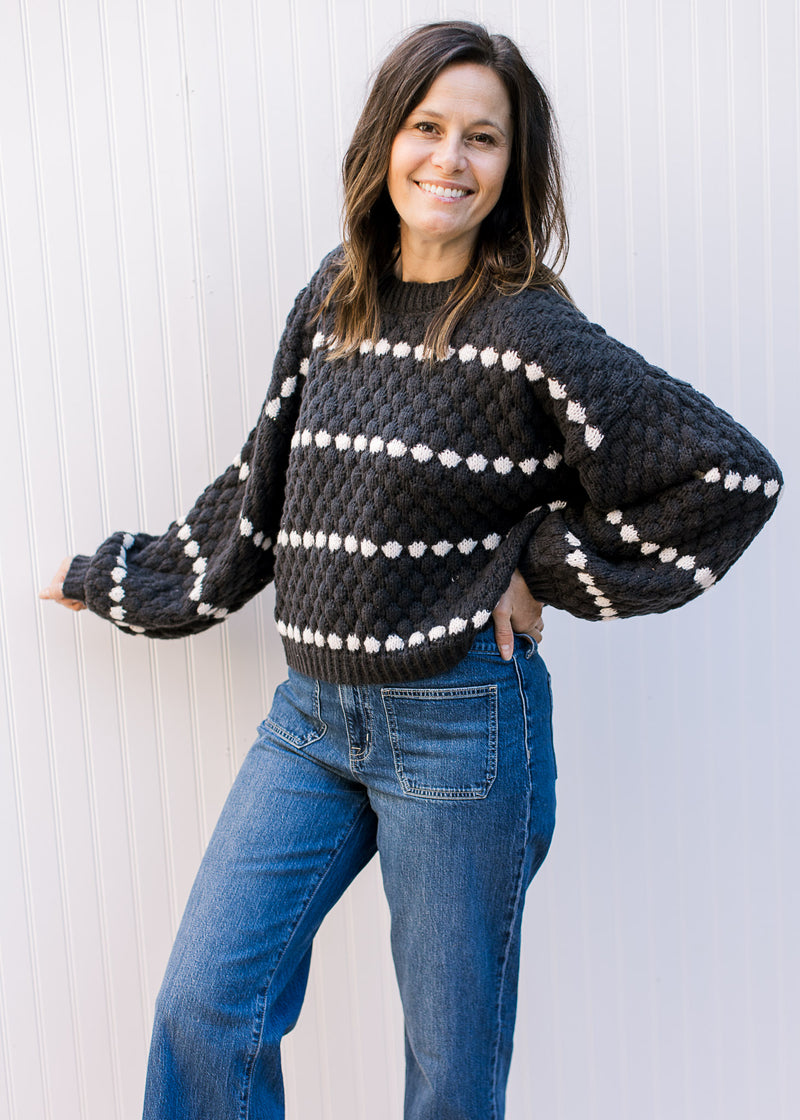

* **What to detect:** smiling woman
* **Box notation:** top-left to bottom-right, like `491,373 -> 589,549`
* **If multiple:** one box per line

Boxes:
387,62 -> 513,281
39,17 -> 782,1120
316,21 -> 571,364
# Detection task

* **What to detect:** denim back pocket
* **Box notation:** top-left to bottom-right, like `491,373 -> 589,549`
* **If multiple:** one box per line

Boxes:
260,674 -> 327,749
380,684 -> 498,800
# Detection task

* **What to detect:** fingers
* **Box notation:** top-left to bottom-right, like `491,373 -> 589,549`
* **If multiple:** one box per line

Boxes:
39,583 -> 86,610
39,560 -> 66,602
492,569 -> 545,660
493,595 -> 515,661
39,557 -> 86,611
493,615 -> 544,660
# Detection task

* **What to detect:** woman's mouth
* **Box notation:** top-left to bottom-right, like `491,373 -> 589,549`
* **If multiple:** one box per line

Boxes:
415,181 -> 473,200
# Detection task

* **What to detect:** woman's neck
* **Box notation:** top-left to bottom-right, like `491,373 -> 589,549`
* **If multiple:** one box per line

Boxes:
395,232 -> 472,283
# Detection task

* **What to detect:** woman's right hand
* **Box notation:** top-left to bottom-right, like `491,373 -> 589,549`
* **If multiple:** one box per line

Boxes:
39,557 -> 86,611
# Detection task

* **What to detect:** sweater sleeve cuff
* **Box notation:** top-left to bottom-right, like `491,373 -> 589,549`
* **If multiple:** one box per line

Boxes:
62,555 -> 91,602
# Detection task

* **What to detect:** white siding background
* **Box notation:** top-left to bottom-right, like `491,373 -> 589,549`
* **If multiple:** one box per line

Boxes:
1,1 -> 797,1117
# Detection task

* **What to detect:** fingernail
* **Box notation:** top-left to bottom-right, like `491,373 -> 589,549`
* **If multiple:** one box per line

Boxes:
500,644 -> 512,658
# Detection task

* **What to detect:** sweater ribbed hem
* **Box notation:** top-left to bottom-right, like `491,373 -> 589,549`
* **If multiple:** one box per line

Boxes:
283,628 -> 479,686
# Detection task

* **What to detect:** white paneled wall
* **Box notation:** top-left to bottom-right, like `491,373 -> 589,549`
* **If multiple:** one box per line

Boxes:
1,1 -> 797,1117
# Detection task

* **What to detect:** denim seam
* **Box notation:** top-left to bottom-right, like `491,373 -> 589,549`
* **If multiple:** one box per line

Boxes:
238,799 -> 374,1120
380,684 -> 497,700
263,679 -> 328,749
381,686 -> 498,799
358,689 -> 373,763
487,657 -> 534,1120
338,684 -> 374,770
512,654 -> 532,767
339,685 -> 357,764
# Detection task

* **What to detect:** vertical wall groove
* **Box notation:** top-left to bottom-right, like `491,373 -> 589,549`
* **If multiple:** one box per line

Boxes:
95,1 -> 154,1083
249,0 -> 281,719
582,0 -> 601,312
174,0 -> 216,477
209,0 -> 245,784
11,1 -> 86,1114
130,0 -> 182,930
618,0 -> 637,343
0,94 -> 40,1120
171,0 -> 213,838
759,0 -> 775,417
58,0 -> 155,1096
654,0 -> 672,367
688,0 -> 706,387
724,0 -> 742,411
289,0 -> 314,275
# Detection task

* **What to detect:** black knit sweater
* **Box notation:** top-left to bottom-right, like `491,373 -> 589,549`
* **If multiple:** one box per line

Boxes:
64,250 -> 783,685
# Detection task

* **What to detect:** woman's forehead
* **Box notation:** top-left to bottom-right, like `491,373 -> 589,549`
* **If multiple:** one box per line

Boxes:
409,63 -> 512,130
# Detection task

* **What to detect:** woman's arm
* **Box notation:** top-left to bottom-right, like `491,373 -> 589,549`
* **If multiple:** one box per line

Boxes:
40,263 -> 332,637
514,291 -> 782,620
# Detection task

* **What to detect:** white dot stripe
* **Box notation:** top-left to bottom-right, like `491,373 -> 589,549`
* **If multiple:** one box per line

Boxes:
258,356 -> 310,425
702,465 -> 781,501
605,510 -> 716,591
107,532 -> 135,622
290,425 -> 562,478
562,533 -> 619,619
276,526 -> 504,559
172,519 -> 229,622
311,330 -> 605,453
276,607 -> 493,655
574,566 -> 618,617
239,515 -> 273,553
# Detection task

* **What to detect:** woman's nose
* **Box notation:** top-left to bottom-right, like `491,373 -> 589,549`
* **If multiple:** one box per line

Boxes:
431,136 -> 466,174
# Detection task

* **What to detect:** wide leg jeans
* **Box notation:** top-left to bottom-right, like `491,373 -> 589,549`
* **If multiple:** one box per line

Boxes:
143,630 -> 557,1120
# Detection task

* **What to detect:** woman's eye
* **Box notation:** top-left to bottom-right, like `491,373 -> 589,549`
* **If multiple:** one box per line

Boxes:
414,121 -> 436,134
471,133 -> 495,146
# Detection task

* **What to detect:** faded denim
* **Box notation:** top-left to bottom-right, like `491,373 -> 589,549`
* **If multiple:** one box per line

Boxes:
143,630 -> 556,1120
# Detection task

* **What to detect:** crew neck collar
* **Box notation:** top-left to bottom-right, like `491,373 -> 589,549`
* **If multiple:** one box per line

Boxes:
379,273 -> 460,315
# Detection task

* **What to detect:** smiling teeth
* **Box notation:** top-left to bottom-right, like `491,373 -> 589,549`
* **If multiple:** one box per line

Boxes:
419,182 -> 469,198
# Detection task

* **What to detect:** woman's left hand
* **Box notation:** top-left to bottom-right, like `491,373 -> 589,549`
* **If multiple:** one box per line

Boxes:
492,569 -> 544,660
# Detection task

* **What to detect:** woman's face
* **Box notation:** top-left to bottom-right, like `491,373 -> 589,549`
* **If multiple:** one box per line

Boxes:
387,62 -> 513,276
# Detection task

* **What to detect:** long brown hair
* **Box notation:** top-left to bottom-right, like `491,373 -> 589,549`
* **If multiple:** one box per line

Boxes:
317,21 -> 570,359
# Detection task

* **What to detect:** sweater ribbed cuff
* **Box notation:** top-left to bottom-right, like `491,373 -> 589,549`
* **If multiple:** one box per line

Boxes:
62,555 -> 91,603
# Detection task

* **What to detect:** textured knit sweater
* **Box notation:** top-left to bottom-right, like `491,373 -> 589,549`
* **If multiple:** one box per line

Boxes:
64,249 -> 783,685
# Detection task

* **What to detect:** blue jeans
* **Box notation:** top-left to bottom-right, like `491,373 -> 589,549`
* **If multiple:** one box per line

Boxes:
143,630 -> 556,1120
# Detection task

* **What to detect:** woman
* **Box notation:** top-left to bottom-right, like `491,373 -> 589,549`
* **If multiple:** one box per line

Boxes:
41,21 -> 781,1120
